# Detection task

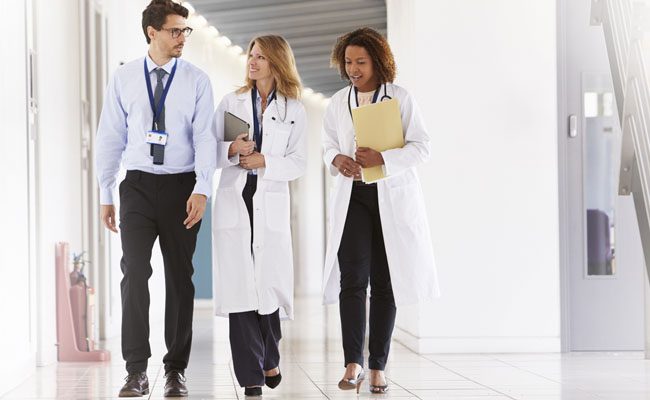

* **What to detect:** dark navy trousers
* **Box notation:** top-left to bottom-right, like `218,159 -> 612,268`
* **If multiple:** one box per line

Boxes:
229,309 -> 282,387
228,174 -> 282,387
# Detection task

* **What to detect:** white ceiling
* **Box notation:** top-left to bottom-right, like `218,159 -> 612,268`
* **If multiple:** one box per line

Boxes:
191,0 -> 387,96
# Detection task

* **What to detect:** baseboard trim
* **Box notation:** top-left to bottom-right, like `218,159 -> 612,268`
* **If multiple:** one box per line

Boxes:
393,327 -> 561,353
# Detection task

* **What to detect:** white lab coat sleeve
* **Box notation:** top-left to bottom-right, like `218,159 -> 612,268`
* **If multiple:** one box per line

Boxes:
381,92 -> 431,176
214,95 -> 242,169
263,103 -> 308,181
322,99 -> 341,177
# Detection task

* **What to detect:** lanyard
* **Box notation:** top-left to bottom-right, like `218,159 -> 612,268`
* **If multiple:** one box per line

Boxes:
144,58 -> 178,129
251,87 -> 276,149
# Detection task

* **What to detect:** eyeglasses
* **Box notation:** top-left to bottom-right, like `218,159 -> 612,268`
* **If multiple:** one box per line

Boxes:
160,27 -> 193,39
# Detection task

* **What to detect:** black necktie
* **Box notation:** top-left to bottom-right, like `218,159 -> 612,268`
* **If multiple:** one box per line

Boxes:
151,68 -> 167,165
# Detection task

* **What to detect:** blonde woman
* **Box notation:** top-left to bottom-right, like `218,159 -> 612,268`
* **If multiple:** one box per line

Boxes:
211,35 -> 306,397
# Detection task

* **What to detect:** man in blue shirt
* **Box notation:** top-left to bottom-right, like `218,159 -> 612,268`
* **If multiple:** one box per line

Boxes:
95,0 -> 216,397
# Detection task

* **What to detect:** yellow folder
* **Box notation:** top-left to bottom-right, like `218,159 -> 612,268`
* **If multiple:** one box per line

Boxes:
351,98 -> 404,183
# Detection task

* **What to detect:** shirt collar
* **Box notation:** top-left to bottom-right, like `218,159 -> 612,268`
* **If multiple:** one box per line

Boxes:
255,88 -> 276,103
145,54 -> 177,74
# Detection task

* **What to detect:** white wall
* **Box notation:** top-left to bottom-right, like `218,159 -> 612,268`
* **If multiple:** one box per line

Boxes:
32,0 -> 84,365
0,0 -> 35,395
388,0 -> 561,352
292,93 -> 327,296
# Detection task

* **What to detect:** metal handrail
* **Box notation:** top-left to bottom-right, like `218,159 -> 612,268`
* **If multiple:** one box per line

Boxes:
592,0 -> 650,276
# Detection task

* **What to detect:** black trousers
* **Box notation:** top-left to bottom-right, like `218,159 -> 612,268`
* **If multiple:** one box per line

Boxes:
338,182 -> 396,371
119,170 -> 201,374
242,174 -> 257,246
229,309 -> 282,387
228,174 -> 282,387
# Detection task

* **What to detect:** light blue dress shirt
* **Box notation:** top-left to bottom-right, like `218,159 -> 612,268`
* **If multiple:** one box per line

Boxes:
249,88 -> 275,175
95,55 -> 217,205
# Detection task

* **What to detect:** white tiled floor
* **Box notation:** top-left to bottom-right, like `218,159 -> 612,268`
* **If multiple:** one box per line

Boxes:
5,297 -> 650,399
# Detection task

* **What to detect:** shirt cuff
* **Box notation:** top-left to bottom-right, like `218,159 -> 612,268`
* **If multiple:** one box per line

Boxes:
100,188 -> 114,205
193,178 -> 212,199
229,153 -> 240,165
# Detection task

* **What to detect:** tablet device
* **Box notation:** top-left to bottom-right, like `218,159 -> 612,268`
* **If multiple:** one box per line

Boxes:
224,111 -> 250,142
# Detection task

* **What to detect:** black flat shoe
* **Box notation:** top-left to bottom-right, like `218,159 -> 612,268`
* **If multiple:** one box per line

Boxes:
264,371 -> 282,389
244,386 -> 263,397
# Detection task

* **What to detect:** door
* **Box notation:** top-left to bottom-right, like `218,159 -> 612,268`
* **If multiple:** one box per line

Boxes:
0,0 -> 38,391
80,0 -> 110,340
559,0 -> 645,351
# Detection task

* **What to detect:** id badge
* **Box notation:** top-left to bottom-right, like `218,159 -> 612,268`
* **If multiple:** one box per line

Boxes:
146,130 -> 168,146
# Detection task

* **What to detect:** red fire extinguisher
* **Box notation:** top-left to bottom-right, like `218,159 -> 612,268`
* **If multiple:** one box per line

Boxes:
69,252 -> 97,352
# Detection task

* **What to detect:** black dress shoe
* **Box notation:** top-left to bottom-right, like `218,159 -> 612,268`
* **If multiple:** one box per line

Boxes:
164,370 -> 188,397
118,372 -> 149,397
264,371 -> 282,389
244,386 -> 263,397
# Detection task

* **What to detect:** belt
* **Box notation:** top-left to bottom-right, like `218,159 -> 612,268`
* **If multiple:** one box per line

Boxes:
352,180 -> 377,187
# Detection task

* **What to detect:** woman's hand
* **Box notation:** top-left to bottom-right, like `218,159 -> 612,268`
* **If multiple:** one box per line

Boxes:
355,147 -> 384,168
228,133 -> 255,157
333,154 -> 362,178
240,151 -> 265,169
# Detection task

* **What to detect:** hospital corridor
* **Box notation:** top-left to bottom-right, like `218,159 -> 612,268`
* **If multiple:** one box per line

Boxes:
3,0 -> 650,399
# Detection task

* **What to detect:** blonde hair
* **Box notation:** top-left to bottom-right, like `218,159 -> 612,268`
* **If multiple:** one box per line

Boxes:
237,35 -> 302,99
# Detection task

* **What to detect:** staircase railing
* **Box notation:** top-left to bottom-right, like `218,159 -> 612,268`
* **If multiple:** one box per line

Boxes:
592,0 -> 650,279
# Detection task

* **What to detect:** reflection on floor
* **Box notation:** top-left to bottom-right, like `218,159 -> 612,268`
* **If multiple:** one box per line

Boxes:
4,297 -> 650,399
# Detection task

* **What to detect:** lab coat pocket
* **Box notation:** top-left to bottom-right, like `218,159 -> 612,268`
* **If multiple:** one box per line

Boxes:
268,123 -> 292,156
214,187 -> 240,229
388,183 -> 422,227
265,191 -> 290,232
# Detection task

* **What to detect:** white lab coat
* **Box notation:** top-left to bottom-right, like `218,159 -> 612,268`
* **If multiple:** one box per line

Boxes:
322,83 -> 441,306
212,90 -> 307,320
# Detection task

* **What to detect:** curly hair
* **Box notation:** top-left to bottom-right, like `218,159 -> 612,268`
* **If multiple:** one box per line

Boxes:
142,0 -> 189,44
330,27 -> 397,84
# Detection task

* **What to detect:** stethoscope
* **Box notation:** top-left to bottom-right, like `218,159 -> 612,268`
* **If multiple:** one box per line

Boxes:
252,86 -> 288,123
347,82 -> 392,119
251,86 -> 293,150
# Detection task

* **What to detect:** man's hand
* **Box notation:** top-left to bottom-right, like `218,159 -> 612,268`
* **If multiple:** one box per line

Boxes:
100,205 -> 118,233
355,147 -> 384,168
333,154 -> 362,178
228,133 -> 255,157
240,152 -> 266,170
184,193 -> 207,229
